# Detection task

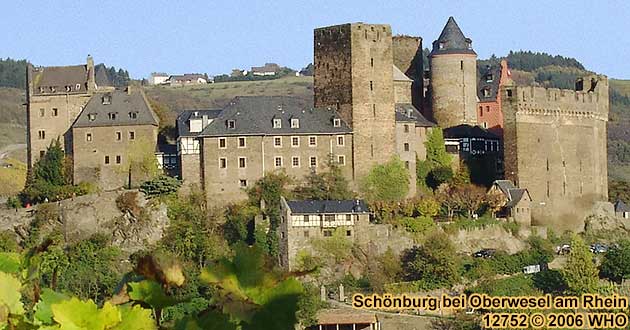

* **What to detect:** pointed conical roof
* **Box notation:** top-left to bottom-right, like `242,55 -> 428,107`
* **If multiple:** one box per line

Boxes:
431,16 -> 476,56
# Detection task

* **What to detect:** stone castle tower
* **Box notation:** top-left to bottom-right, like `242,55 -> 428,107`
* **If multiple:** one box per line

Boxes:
429,17 -> 478,127
501,75 -> 609,231
314,23 -> 396,180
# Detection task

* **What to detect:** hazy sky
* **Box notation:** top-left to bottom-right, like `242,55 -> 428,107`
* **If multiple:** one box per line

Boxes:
2,0 -> 628,79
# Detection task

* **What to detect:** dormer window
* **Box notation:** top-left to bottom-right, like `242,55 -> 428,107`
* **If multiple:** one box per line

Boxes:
88,113 -> 96,121
333,118 -> 341,127
50,87 -> 56,93
227,120 -> 236,129
108,112 -> 117,120
129,112 -> 138,119
38,87 -> 44,93
482,88 -> 491,98
439,42 -> 445,49
65,86 -> 71,92
291,118 -> 300,128
467,42 -> 472,49
76,84 -> 81,90
486,74 -> 494,82
102,95 -> 112,105
273,118 -> 282,129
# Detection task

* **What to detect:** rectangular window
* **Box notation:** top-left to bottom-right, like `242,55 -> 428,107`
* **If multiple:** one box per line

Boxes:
86,133 -> 92,142
238,137 -> 246,148
273,136 -> 282,147
373,104 -> 376,117
291,136 -> 299,147
370,58 -> 374,67
308,136 -> 317,146
404,124 -> 409,133
219,158 -> 227,168
239,157 -> 246,168
303,215 -> 309,222
460,60 -> 464,70
333,118 -> 341,127
239,179 -> 247,187
337,155 -> 345,166
52,108 -> 58,117
273,118 -> 282,128
309,156 -> 317,168
346,230 -> 352,237
109,112 -> 117,120
369,81 -> 373,91
116,155 -> 121,164
219,138 -> 227,149
291,118 -> 299,128
337,135 -> 344,146
227,120 -> 236,129
129,131 -> 135,140
405,161 -> 410,169
38,130 -> 45,140
303,231 -> 309,238
346,214 -> 352,222
404,143 -> 410,152
292,156 -> 300,167
39,108 -> 45,117
39,150 -> 45,158
116,132 -> 122,141
104,156 -> 110,164
323,230 -> 332,237
274,156 -> 283,168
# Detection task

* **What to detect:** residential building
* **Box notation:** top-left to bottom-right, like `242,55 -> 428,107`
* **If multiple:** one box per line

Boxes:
149,72 -> 169,85
167,74 -> 207,85
477,60 -> 510,136
310,309 -> 380,330
488,180 -> 532,226
614,200 -> 630,219
251,63 -> 281,76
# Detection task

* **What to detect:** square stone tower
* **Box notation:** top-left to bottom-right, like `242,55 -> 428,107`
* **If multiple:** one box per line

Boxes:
314,23 -> 396,181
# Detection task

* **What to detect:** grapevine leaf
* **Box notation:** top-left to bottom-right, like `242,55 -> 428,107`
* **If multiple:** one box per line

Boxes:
0,272 -> 24,316
51,299 -> 120,330
0,253 -> 21,274
127,280 -> 177,310
111,304 -> 156,330
34,289 -> 68,325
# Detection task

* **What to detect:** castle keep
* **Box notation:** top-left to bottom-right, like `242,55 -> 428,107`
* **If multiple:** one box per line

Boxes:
502,77 -> 609,230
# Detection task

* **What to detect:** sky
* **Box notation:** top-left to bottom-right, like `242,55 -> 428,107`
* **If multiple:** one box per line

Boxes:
2,0 -> 629,79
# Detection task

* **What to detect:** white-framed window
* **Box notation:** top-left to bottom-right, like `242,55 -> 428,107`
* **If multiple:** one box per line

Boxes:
238,157 -> 246,168
86,133 -> 92,142
273,136 -> 282,147
404,143 -> 410,152
227,120 -> 236,129
404,124 -> 409,133
274,156 -> 283,168
337,155 -> 346,166
292,156 -> 300,167
333,118 -> 341,127
116,131 -> 122,141
291,136 -> 299,147
219,137 -> 227,149
108,112 -> 117,120
76,84 -> 81,90
238,137 -> 246,148
308,136 -> 317,147
88,113 -> 96,121
129,112 -> 138,119
291,118 -> 300,128
336,135 -> 344,146
239,179 -> 248,187
219,157 -> 227,168
104,155 -> 110,164
273,118 -> 282,128
309,156 -> 317,168
38,130 -> 45,140
129,131 -> 135,140
116,155 -> 122,164
52,108 -> 58,117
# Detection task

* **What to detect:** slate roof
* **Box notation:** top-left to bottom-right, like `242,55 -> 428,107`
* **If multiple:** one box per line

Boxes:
251,63 -> 281,73
286,200 -> 370,214
492,180 -> 530,208
177,109 -> 223,137
431,17 -> 476,56
198,96 -> 351,137
477,64 -> 502,102
30,64 -> 90,95
443,124 -> 500,140
395,103 -> 435,127
615,200 -> 630,213
156,143 -> 177,154
73,89 -> 159,128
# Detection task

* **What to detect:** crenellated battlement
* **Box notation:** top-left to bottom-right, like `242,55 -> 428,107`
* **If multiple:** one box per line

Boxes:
503,75 -> 609,119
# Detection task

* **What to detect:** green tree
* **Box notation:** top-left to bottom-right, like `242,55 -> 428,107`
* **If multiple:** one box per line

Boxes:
426,166 -> 453,189
360,157 -> 409,201
140,175 -> 181,198
294,157 -> 354,200
600,240 -> 630,283
401,232 -> 460,287
425,128 -> 452,168
562,235 -> 599,295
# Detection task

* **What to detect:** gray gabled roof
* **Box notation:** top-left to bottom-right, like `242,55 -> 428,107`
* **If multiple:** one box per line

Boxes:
477,64 -> 502,102
431,17 -> 476,56
73,89 -> 159,128
395,104 -> 435,127
492,180 -> 530,208
287,200 -> 370,214
177,109 -> 223,137
444,124 -> 500,140
30,64 -> 90,95
615,200 -> 630,213
198,96 -> 351,137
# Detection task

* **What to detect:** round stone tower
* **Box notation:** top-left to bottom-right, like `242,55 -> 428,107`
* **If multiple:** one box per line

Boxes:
429,17 -> 478,128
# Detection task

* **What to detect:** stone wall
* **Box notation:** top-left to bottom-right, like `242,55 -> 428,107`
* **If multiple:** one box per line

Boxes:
501,76 -> 609,231
392,35 -> 423,110
202,133 -> 354,206
72,125 -> 158,190
314,23 -> 396,181
430,53 -> 478,127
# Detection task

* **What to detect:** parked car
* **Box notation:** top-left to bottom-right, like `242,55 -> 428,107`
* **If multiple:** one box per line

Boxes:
590,243 -> 608,254
473,249 -> 497,258
556,244 -> 571,255
523,263 -> 548,274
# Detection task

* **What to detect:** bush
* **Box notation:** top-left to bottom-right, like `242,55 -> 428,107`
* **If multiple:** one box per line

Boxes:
0,230 -> 19,252
6,196 -> 21,209
140,175 -> 181,198
360,157 -> 409,202
401,232 -> 460,288
426,166 -> 453,189
400,216 -> 436,236
600,240 -> 630,283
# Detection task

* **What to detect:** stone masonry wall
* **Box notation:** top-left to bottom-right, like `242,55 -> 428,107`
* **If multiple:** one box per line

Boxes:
502,76 -> 609,231
430,54 -> 478,127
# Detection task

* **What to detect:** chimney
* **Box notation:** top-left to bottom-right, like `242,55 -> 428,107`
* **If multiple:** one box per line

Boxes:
202,115 -> 209,129
87,54 -> 95,92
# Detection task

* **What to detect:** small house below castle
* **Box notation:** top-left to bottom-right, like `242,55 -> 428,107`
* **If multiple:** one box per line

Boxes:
615,200 -> 630,219
488,180 -> 532,226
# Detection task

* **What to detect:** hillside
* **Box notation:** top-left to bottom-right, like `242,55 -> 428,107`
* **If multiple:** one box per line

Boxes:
0,87 -> 26,150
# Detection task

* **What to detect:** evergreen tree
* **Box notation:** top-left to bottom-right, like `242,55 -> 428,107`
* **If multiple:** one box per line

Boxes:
561,235 -> 599,295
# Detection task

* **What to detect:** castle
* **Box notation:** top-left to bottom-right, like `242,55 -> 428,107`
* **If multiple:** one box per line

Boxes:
25,17 -> 609,230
